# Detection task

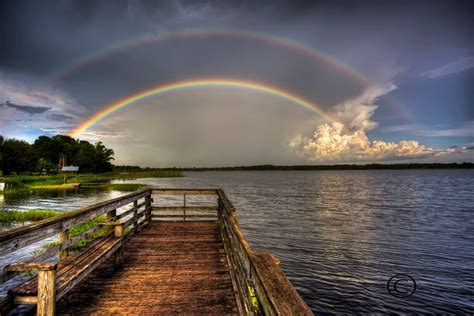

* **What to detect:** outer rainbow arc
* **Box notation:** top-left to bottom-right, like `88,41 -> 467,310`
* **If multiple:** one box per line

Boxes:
40,29 -> 369,90
69,79 -> 336,138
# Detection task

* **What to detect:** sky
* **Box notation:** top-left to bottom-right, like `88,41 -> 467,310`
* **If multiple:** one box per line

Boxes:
0,0 -> 473,167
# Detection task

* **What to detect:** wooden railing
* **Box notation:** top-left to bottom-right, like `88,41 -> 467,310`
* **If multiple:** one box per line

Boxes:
151,188 -> 218,221
0,189 -> 152,286
0,188 -> 312,315
216,189 -> 313,316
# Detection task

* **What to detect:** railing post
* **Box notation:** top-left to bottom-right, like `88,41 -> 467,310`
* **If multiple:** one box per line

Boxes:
107,209 -> 117,234
59,229 -> 69,259
114,224 -> 125,267
183,194 -> 186,221
145,193 -> 152,223
36,265 -> 58,316
107,209 -> 117,220
133,200 -> 138,233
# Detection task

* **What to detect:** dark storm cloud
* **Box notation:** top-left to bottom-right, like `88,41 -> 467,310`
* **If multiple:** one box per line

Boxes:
47,114 -> 76,122
1,0 -> 472,77
0,100 -> 51,115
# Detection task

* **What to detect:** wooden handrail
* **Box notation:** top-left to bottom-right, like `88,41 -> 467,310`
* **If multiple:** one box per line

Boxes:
216,189 -> 312,315
151,189 -> 219,221
0,189 -> 152,256
152,189 -> 217,195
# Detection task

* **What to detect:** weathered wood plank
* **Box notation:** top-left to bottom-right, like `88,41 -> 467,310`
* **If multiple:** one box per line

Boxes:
152,189 -> 217,195
14,296 -> 37,305
151,214 -> 218,218
37,269 -> 57,316
59,230 -> 70,259
250,251 -> 313,315
115,200 -> 148,220
57,240 -> 122,299
4,262 -> 58,272
56,221 -> 239,315
0,189 -> 151,256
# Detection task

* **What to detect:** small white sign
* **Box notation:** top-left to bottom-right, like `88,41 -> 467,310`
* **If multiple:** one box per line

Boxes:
62,166 -> 79,172
0,183 -> 4,191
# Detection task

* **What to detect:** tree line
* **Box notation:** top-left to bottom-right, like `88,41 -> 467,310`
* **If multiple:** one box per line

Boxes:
132,163 -> 473,171
0,134 -> 114,175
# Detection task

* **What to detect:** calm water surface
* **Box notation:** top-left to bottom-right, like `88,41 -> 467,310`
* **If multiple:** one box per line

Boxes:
1,170 -> 473,314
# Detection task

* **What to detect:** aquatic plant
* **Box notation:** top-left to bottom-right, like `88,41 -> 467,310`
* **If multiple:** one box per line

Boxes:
0,210 -> 60,223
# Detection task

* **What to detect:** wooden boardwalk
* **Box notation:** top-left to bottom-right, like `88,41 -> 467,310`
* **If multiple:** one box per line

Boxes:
0,188 -> 312,315
56,221 -> 239,314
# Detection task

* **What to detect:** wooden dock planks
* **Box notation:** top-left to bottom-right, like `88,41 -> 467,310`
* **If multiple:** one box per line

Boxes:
56,221 -> 239,315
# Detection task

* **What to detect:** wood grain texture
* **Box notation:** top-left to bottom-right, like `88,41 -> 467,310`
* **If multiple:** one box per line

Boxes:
251,252 -> 313,316
9,236 -> 120,297
37,270 -> 57,316
56,221 -> 239,315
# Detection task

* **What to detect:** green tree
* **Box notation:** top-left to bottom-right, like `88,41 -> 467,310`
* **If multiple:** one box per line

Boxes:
51,135 -> 77,165
74,141 -> 97,173
94,142 -> 114,172
1,134 -> 116,174
1,138 -> 34,175
33,136 -> 59,165
36,158 -> 56,175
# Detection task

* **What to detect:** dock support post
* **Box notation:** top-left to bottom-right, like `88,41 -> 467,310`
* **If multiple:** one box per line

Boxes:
36,266 -> 57,316
114,224 -> 125,267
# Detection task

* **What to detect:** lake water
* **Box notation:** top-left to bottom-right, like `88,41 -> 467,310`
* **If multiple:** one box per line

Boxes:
1,170 -> 473,313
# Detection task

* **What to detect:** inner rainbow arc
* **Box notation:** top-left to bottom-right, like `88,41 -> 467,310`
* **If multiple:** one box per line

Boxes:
69,79 -> 337,138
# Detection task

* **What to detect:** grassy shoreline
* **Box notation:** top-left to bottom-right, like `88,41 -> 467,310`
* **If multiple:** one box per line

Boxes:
0,170 -> 180,192
0,209 -> 61,223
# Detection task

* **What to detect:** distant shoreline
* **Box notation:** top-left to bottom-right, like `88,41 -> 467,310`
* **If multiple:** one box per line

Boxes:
116,162 -> 474,171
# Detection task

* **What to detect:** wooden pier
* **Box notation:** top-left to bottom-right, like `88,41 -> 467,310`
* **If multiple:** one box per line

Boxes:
0,188 -> 312,315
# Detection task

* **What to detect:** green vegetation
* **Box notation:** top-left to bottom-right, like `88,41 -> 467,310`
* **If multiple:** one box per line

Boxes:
0,170 -> 180,192
0,210 -> 61,223
0,134 -> 114,175
67,215 -> 108,251
32,215 -> 109,255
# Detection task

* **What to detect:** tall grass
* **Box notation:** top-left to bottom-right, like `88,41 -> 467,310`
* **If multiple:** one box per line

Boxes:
0,210 -> 61,223
31,215 -> 109,254
67,215 -> 108,250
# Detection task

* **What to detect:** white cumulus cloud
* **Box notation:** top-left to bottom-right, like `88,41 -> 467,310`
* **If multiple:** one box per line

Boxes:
290,84 -> 463,162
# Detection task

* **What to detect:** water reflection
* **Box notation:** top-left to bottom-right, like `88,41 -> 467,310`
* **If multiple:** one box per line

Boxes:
0,188 -> 126,212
